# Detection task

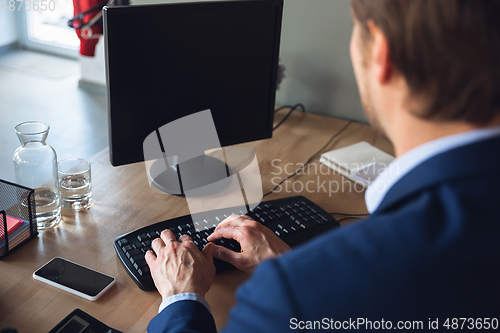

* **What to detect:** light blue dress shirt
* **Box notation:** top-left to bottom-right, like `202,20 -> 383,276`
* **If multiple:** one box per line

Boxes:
158,126 -> 500,314
159,292 -> 211,314
365,126 -> 500,213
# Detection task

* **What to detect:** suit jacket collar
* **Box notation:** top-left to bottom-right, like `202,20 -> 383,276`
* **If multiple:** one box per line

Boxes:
375,135 -> 500,214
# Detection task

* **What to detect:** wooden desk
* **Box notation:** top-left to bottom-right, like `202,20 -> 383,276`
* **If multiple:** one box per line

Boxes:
0,111 -> 392,332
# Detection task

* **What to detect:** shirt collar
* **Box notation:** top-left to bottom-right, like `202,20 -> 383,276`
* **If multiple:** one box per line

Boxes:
365,126 -> 500,214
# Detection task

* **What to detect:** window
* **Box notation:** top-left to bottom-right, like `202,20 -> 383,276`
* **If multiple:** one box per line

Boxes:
17,0 -> 79,58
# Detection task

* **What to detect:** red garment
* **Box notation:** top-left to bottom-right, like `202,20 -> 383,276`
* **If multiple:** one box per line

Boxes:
72,0 -> 103,56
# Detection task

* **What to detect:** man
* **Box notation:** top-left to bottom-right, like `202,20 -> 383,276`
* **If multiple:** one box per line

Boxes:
146,1 -> 500,331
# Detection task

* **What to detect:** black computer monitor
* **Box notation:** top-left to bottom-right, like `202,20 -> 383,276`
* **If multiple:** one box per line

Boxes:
104,0 -> 284,167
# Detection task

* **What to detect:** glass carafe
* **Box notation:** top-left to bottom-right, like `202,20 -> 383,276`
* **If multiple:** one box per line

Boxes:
13,122 -> 61,229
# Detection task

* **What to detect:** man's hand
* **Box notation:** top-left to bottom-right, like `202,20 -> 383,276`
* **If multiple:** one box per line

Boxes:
145,229 -> 216,301
207,214 -> 291,273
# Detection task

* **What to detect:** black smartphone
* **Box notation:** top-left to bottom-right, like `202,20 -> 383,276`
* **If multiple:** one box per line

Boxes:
33,257 -> 115,301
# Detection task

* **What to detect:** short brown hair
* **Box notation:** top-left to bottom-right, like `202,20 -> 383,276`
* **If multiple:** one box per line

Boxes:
351,0 -> 500,124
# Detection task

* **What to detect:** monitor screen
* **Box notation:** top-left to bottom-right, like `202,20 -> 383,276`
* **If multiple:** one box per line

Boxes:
104,0 -> 283,166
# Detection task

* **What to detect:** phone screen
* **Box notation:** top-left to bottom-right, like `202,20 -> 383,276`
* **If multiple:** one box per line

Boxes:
34,258 -> 115,297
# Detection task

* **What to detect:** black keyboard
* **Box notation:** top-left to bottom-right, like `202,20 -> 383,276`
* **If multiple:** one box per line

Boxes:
114,196 -> 339,290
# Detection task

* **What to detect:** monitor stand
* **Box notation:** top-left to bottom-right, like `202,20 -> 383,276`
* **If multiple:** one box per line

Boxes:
148,154 -> 231,196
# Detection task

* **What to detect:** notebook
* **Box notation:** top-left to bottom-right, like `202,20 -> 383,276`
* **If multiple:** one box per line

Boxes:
3,215 -> 22,235
320,141 -> 395,188
0,215 -> 30,250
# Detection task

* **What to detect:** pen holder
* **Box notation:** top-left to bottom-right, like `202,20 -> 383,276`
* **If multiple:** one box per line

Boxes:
0,179 -> 38,259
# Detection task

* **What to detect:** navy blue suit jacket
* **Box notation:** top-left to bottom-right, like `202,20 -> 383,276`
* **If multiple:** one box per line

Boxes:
148,136 -> 500,332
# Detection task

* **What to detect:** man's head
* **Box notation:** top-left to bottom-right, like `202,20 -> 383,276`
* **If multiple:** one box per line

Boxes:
349,0 -> 500,140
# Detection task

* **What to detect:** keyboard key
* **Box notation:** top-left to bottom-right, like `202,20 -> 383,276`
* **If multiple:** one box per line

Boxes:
135,259 -> 146,267
274,230 -> 281,237
137,234 -> 148,242
300,220 -> 320,230
318,214 -> 329,222
127,249 -> 142,258
117,238 -> 129,247
230,240 -> 241,251
316,217 -> 327,225
130,254 -> 145,264
122,245 -> 133,252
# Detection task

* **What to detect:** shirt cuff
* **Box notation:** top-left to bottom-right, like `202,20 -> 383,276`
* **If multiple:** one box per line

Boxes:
158,293 -> 211,314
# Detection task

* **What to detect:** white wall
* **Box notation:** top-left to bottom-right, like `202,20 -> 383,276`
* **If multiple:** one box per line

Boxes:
0,11 -> 18,47
277,0 -> 366,123
80,0 -> 366,123
79,38 -> 106,86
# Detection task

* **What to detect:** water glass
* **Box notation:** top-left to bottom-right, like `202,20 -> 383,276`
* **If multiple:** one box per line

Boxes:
58,159 -> 93,210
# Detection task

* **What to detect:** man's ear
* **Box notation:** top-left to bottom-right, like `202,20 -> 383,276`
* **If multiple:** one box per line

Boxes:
367,20 -> 392,84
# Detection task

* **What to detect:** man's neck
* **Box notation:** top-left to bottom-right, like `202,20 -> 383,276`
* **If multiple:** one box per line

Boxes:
388,112 -> 500,158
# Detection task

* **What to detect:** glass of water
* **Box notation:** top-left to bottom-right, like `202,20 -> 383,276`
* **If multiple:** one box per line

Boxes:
58,158 -> 93,210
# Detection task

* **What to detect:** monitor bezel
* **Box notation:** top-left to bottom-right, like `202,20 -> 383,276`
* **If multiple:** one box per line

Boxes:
104,0 -> 284,166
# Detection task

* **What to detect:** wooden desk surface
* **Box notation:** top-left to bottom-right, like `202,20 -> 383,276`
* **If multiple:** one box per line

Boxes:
0,111 -> 392,332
